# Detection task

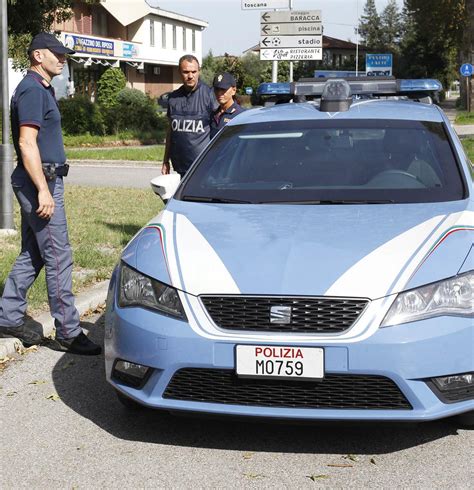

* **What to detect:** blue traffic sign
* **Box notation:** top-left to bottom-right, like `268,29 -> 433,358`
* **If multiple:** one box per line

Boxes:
245,87 -> 253,95
460,63 -> 473,77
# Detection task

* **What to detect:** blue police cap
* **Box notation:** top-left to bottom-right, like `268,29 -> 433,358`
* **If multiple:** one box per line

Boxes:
213,72 -> 236,90
28,32 -> 75,55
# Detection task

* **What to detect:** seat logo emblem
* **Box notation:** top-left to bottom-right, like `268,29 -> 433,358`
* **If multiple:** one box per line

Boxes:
270,305 -> 292,324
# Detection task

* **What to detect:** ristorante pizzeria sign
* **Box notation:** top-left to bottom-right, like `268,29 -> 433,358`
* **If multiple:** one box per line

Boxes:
64,34 -> 114,56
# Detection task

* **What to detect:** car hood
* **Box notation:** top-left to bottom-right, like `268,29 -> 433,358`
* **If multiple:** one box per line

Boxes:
126,200 -> 473,299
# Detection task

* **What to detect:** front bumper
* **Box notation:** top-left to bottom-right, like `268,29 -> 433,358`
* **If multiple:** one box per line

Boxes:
104,278 -> 474,422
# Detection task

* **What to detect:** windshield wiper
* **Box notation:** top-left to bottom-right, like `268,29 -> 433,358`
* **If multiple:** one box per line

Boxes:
261,199 -> 395,205
182,195 -> 253,204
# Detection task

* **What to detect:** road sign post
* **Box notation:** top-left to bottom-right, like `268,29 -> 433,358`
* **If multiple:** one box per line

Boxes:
0,0 -> 15,232
460,63 -> 473,112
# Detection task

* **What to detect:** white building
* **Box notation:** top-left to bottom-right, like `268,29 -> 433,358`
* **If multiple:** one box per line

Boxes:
9,0 -> 208,101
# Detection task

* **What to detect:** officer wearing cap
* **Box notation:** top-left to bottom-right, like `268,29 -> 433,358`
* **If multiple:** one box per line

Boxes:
210,72 -> 244,139
0,33 -> 101,355
162,54 -> 218,178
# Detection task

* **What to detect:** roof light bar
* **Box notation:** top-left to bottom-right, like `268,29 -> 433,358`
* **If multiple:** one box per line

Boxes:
257,82 -> 291,96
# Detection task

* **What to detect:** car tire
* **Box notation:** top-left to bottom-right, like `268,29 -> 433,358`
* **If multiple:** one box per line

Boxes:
457,410 -> 474,428
115,390 -> 146,411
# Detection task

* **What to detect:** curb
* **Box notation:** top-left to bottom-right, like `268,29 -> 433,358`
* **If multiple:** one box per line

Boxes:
0,280 -> 110,360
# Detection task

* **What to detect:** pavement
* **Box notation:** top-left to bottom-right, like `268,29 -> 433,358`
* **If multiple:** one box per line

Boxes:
0,280 -> 109,359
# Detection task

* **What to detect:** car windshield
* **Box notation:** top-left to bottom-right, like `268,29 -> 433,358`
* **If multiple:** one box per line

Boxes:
178,119 -> 465,204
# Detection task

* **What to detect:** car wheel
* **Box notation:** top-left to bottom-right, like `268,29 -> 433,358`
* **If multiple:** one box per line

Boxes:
115,390 -> 145,411
457,410 -> 474,428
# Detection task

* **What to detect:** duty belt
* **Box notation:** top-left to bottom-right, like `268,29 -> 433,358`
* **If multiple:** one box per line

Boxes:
42,163 -> 69,181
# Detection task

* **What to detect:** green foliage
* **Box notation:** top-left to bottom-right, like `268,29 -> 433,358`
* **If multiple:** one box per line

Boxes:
96,68 -> 127,109
380,0 -> 403,55
399,0 -> 467,89
109,88 -> 166,134
358,0 -> 383,50
58,96 -> 104,136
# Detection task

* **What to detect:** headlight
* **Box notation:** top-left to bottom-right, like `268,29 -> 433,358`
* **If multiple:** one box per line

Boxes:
381,271 -> 473,327
118,262 -> 186,320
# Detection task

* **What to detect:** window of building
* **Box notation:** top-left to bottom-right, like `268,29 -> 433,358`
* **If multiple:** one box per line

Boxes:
182,27 -> 187,51
192,29 -> 196,52
150,19 -> 155,47
162,22 -> 166,48
173,25 -> 177,49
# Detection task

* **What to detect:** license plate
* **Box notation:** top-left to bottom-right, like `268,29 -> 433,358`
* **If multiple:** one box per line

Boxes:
236,345 -> 324,380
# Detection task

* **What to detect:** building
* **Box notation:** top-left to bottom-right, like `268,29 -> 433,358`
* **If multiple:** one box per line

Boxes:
9,0 -> 208,101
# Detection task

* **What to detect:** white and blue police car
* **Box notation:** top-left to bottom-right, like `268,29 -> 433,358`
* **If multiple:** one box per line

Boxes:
105,78 -> 473,426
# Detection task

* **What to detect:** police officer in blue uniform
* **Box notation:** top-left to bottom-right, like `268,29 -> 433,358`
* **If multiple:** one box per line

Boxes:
210,72 -> 244,139
162,54 -> 218,178
0,33 -> 101,355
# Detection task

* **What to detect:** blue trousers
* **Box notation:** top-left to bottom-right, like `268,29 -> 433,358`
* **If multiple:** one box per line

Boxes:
0,166 -> 81,339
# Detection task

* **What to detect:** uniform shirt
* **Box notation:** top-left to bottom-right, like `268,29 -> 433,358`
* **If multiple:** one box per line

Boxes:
167,81 -> 218,174
11,71 -> 66,167
210,101 -> 245,139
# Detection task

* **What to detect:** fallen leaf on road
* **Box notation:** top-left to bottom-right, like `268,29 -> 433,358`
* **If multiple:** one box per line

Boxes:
327,464 -> 353,468
242,452 -> 254,460
28,380 -> 48,385
306,474 -> 329,481
46,393 -> 60,401
7,391 -> 17,397
61,360 -> 75,370
243,473 -> 265,479
344,454 -> 359,462
22,345 -> 38,354
0,356 -> 12,364
370,457 -> 377,465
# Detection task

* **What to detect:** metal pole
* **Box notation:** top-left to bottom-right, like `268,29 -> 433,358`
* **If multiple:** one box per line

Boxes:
467,76 -> 471,113
355,0 -> 359,76
289,0 -> 293,82
1,0 -> 15,231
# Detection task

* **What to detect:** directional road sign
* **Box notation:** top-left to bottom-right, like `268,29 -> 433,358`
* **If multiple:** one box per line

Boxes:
261,10 -> 321,23
260,48 -> 322,61
242,0 -> 289,10
261,23 -> 322,36
260,35 -> 322,49
460,63 -> 473,77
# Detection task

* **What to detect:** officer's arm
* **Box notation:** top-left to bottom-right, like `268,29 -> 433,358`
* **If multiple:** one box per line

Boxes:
162,126 -> 171,175
18,125 -> 55,219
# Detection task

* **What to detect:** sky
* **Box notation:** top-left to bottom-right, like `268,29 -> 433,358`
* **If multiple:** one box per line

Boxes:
149,0 -> 404,56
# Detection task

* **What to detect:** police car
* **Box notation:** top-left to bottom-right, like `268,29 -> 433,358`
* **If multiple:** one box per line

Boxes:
105,78 -> 473,426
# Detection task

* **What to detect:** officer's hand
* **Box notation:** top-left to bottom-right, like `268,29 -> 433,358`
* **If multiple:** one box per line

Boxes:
162,161 -> 170,175
36,189 -> 55,220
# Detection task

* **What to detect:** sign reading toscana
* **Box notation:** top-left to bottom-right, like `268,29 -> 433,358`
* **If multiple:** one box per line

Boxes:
241,0 -> 289,10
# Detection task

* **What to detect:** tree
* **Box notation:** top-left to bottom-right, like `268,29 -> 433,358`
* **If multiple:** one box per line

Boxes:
7,0 -> 99,68
358,0 -> 383,51
399,0 -> 467,90
380,0 -> 402,54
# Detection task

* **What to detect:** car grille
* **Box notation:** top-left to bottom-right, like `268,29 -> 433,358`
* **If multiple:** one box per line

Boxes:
164,369 -> 412,410
200,296 -> 369,333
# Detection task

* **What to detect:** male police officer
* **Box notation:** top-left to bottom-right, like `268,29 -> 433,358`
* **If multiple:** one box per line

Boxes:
162,54 -> 218,178
0,33 -> 101,355
210,72 -> 244,139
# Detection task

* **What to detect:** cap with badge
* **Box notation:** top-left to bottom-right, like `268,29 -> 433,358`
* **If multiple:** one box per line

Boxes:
213,72 -> 236,90
28,32 -> 75,55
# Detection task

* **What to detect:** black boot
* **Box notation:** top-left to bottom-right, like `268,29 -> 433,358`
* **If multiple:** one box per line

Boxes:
0,324 -> 43,347
53,332 -> 102,355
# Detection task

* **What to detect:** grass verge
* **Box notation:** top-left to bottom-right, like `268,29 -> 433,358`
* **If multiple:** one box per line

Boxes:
0,186 -> 162,314
63,130 -> 164,147
455,112 -> 474,125
66,145 -> 165,162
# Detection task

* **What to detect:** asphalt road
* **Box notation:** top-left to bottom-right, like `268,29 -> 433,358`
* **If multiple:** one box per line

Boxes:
67,162 -> 162,189
1,314 -> 473,488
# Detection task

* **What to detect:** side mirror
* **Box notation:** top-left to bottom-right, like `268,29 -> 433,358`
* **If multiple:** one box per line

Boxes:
150,173 -> 181,201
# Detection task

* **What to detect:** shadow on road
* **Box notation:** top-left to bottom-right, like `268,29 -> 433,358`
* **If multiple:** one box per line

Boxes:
52,315 -> 461,455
